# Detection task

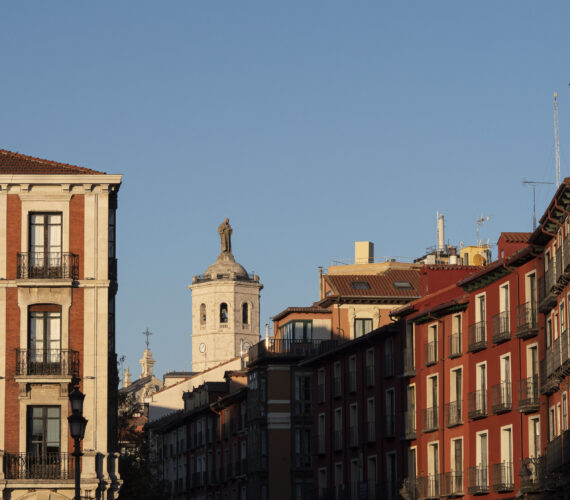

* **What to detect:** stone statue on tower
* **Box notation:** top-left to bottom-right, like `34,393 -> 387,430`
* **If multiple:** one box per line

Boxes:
218,218 -> 233,254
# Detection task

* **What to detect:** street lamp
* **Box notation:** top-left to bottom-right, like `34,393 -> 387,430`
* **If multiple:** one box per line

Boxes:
68,388 -> 88,500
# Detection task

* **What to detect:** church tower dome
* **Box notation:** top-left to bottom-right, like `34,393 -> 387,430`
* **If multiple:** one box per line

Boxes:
189,219 -> 263,372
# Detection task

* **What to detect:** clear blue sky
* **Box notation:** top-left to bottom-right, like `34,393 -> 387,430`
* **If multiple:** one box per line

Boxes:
2,1 -> 569,379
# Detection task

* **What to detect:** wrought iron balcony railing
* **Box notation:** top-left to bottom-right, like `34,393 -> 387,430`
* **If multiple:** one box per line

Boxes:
491,382 -> 512,414
5,452 -> 75,480
17,252 -> 78,280
467,466 -> 489,495
424,341 -> 437,366
16,349 -> 79,377
492,462 -> 514,492
467,390 -> 487,419
516,302 -> 538,339
448,333 -> 461,358
520,456 -> 546,494
468,321 -> 487,352
440,471 -> 463,497
492,311 -> 511,344
518,377 -> 540,413
422,406 -> 438,432
445,400 -> 462,427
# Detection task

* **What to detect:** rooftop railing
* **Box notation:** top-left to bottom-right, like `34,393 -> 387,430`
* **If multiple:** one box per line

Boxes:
248,338 -> 340,365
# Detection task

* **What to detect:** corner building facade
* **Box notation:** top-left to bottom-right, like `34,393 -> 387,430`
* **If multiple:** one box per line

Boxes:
0,150 -> 122,499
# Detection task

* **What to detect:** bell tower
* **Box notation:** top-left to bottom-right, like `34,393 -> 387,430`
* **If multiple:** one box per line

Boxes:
189,219 -> 263,372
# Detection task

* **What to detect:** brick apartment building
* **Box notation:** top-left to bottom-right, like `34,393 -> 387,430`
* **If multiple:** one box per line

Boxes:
0,150 -> 122,499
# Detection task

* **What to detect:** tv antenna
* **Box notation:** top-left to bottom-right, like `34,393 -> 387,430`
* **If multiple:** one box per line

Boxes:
476,215 -> 490,247
523,179 -> 555,230
554,92 -> 561,187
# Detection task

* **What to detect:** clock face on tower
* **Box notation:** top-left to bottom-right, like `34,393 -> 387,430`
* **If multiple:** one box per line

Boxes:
199,343 -> 207,353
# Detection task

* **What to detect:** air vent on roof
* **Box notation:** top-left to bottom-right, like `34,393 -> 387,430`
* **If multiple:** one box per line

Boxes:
351,281 -> 371,290
393,281 -> 413,290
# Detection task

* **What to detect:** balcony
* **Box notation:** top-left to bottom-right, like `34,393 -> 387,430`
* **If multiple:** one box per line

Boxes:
538,266 -> 557,312
16,349 -> 79,378
491,382 -> 512,414
402,347 -> 416,377
408,475 -> 440,499
492,462 -> 514,492
518,376 -> 540,413
349,425 -> 358,447
366,421 -> 375,443
545,429 -> 570,473
17,252 -> 78,280
447,333 -> 461,358
467,466 -> 489,495
424,341 -> 437,366
491,311 -> 510,344
468,321 -> 487,352
292,400 -> 312,417
440,471 -> 463,497
520,456 -> 546,495
467,390 -> 487,419
404,410 -> 416,439
248,338 -> 340,366
445,400 -> 462,428
422,406 -> 438,433
515,302 -> 538,339
4,452 -> 75,479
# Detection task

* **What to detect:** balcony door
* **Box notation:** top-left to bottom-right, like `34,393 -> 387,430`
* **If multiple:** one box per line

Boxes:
29,213 -> 62,274
29,305 -> 61,368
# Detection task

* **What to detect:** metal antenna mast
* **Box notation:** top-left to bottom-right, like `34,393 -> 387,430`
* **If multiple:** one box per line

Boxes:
555,92 -> 561,187
523,179 -> 554,230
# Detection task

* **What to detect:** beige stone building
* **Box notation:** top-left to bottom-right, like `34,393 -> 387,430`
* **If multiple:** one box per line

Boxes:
0,150 -> 122,499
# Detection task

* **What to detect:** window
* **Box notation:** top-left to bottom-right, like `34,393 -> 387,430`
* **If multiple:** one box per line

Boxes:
549,406 -> 556,441
348,356 -> 357,392
561,301 -> 566,333
367,456 -> 377,497
317,368 -> 326,404
365,348 -> 374,385
451,438 -> 463,492
220,303 -> 228,324
200,304 -> 207,327
108,207 -> 116,259
28,305 -> 62,365
29,213 -> 62,264
450,314 -> 462,356
529,417 -> 540,457
367,398 -> 375,442
318,468 -> 327,496
27,406 -> 60,456
427,442 -> 439,480
384,337 -> 394,377
393,281 -> 413,290
351,281 -> 370,290
355,318 -> 373,338
385,389 -> 395,437
386,452 -> 397,500
500,426 -> 513,484
476,432 -> 488,485
317,414 -> 325,454
349,403 -> 358,446
242,303 -> 249,325
279,321 -> 312,341
547,317 -> 553,348
334,408 -> 342,450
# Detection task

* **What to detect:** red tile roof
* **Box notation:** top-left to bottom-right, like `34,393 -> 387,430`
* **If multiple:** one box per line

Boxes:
501,232 -> 531,243
325,269 -> 421,298
0,149 -> 104,175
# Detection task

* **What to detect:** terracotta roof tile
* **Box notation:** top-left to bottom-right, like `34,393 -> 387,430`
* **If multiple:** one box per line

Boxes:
325,269 -> 421,298
501,232 -> 531,243
0,149 -> 104,175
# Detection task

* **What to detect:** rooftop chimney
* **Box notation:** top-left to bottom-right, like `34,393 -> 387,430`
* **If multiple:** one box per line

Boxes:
437,214 -> 445,252
355,241 -> 374,264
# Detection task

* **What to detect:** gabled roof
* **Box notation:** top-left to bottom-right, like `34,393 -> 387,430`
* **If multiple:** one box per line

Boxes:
0,149 -> 105,175
325,269 -> 421,298
501,232 -> 532,243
